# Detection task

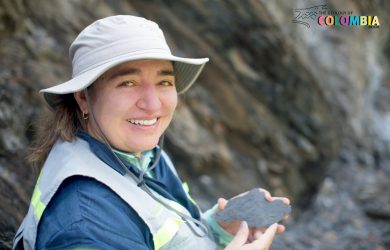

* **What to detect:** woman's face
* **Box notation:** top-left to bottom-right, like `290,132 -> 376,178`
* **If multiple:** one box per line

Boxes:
75,60 -> 177,155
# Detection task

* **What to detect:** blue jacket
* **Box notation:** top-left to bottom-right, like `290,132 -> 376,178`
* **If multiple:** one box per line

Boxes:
36,131 -> 200,249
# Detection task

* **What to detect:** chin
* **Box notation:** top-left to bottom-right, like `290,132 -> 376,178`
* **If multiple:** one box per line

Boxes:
131,141 -> 159,152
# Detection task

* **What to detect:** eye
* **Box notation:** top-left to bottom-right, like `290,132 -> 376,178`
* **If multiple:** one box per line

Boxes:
160,80 -> 174,86
119,80 -> 136,87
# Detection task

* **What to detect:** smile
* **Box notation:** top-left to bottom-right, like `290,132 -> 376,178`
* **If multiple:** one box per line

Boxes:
127,118 -> 158,126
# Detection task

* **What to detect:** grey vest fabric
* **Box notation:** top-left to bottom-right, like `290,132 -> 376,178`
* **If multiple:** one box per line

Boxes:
13,138 -> 217,250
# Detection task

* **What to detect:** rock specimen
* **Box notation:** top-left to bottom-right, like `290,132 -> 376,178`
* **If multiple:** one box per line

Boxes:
214,189 -> 291,228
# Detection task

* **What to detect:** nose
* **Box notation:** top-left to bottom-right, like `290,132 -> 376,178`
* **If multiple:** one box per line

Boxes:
136,84 -> 161,113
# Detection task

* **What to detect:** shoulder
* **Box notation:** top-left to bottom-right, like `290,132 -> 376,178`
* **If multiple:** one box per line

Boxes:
36,176 -> 153,249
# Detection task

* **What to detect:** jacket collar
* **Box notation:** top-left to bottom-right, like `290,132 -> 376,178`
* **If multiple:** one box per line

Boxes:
76,130 -> 157,175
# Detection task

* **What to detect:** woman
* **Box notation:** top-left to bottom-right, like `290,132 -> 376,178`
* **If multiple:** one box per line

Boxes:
14,15 -> 288,250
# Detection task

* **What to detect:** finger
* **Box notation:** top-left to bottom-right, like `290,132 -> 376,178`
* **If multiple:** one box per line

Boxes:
276,224 -> 285,233
252,223 -> 278,248
217,198 -> 228,211
252,223 -> 284,235
270,197 -> 290,205
227,221 -> 249,247
259,189 -> 272,202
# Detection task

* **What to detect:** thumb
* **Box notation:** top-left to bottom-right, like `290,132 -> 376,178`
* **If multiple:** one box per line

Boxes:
252,223 -> 278,248
226,221 -> 249,248
217,198 -> 228,211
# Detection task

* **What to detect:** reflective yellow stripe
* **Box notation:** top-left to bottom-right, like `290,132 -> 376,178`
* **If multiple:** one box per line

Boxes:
31,172 -> 46,220
182,182 -> 197,205
34,199 -> 45,220
153,218 -> 182,250
152,196 -> 188,248
36,171 -> 42,183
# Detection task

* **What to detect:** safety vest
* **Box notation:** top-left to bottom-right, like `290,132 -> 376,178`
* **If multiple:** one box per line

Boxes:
13,138 -> 217,250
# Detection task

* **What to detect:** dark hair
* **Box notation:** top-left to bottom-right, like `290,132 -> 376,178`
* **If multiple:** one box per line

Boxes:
27,94 -> 87,170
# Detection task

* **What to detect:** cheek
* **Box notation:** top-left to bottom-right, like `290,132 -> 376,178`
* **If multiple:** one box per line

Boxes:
165,94 -> 178,114
90,91 -> 123,119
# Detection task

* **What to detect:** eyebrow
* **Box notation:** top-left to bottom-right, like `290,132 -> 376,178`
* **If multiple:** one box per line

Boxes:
109,68 -> 175,80
159,69 -> 175,76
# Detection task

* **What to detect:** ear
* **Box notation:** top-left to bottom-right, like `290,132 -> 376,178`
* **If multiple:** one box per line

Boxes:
73,91 -> 88,113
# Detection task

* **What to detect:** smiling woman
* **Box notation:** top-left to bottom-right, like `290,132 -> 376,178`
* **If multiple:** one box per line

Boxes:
74,60 -> 178,155
13,15 -> 289,250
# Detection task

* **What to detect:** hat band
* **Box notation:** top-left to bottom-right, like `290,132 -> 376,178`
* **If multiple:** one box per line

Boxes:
72,37 -> 171,77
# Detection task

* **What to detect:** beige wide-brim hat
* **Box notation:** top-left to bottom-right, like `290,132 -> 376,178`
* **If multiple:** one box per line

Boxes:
41,15 -> 209,108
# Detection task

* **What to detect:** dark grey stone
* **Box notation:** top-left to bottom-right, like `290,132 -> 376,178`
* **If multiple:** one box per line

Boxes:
214,189 -> 291,228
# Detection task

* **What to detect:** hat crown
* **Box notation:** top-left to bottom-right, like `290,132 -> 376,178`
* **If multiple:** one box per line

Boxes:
70,15 -> 171,77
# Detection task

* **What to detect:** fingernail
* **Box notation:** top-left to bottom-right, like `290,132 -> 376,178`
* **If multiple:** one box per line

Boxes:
240,221 -> 247,229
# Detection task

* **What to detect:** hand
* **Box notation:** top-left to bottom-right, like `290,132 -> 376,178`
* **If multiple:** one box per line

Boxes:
217,188 -> 290,241
224,221 -> 277,250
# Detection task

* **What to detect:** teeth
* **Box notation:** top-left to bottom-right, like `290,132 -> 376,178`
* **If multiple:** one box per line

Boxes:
128,118 -> 157,126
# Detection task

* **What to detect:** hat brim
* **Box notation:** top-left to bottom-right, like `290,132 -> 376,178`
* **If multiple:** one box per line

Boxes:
41,52 -> 209,108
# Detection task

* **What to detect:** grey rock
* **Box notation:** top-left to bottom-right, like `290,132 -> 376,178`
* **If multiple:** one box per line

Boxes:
214,189 -> 291,228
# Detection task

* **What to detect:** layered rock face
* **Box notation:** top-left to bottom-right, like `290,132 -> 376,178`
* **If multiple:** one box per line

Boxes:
0,0 -> 389,249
